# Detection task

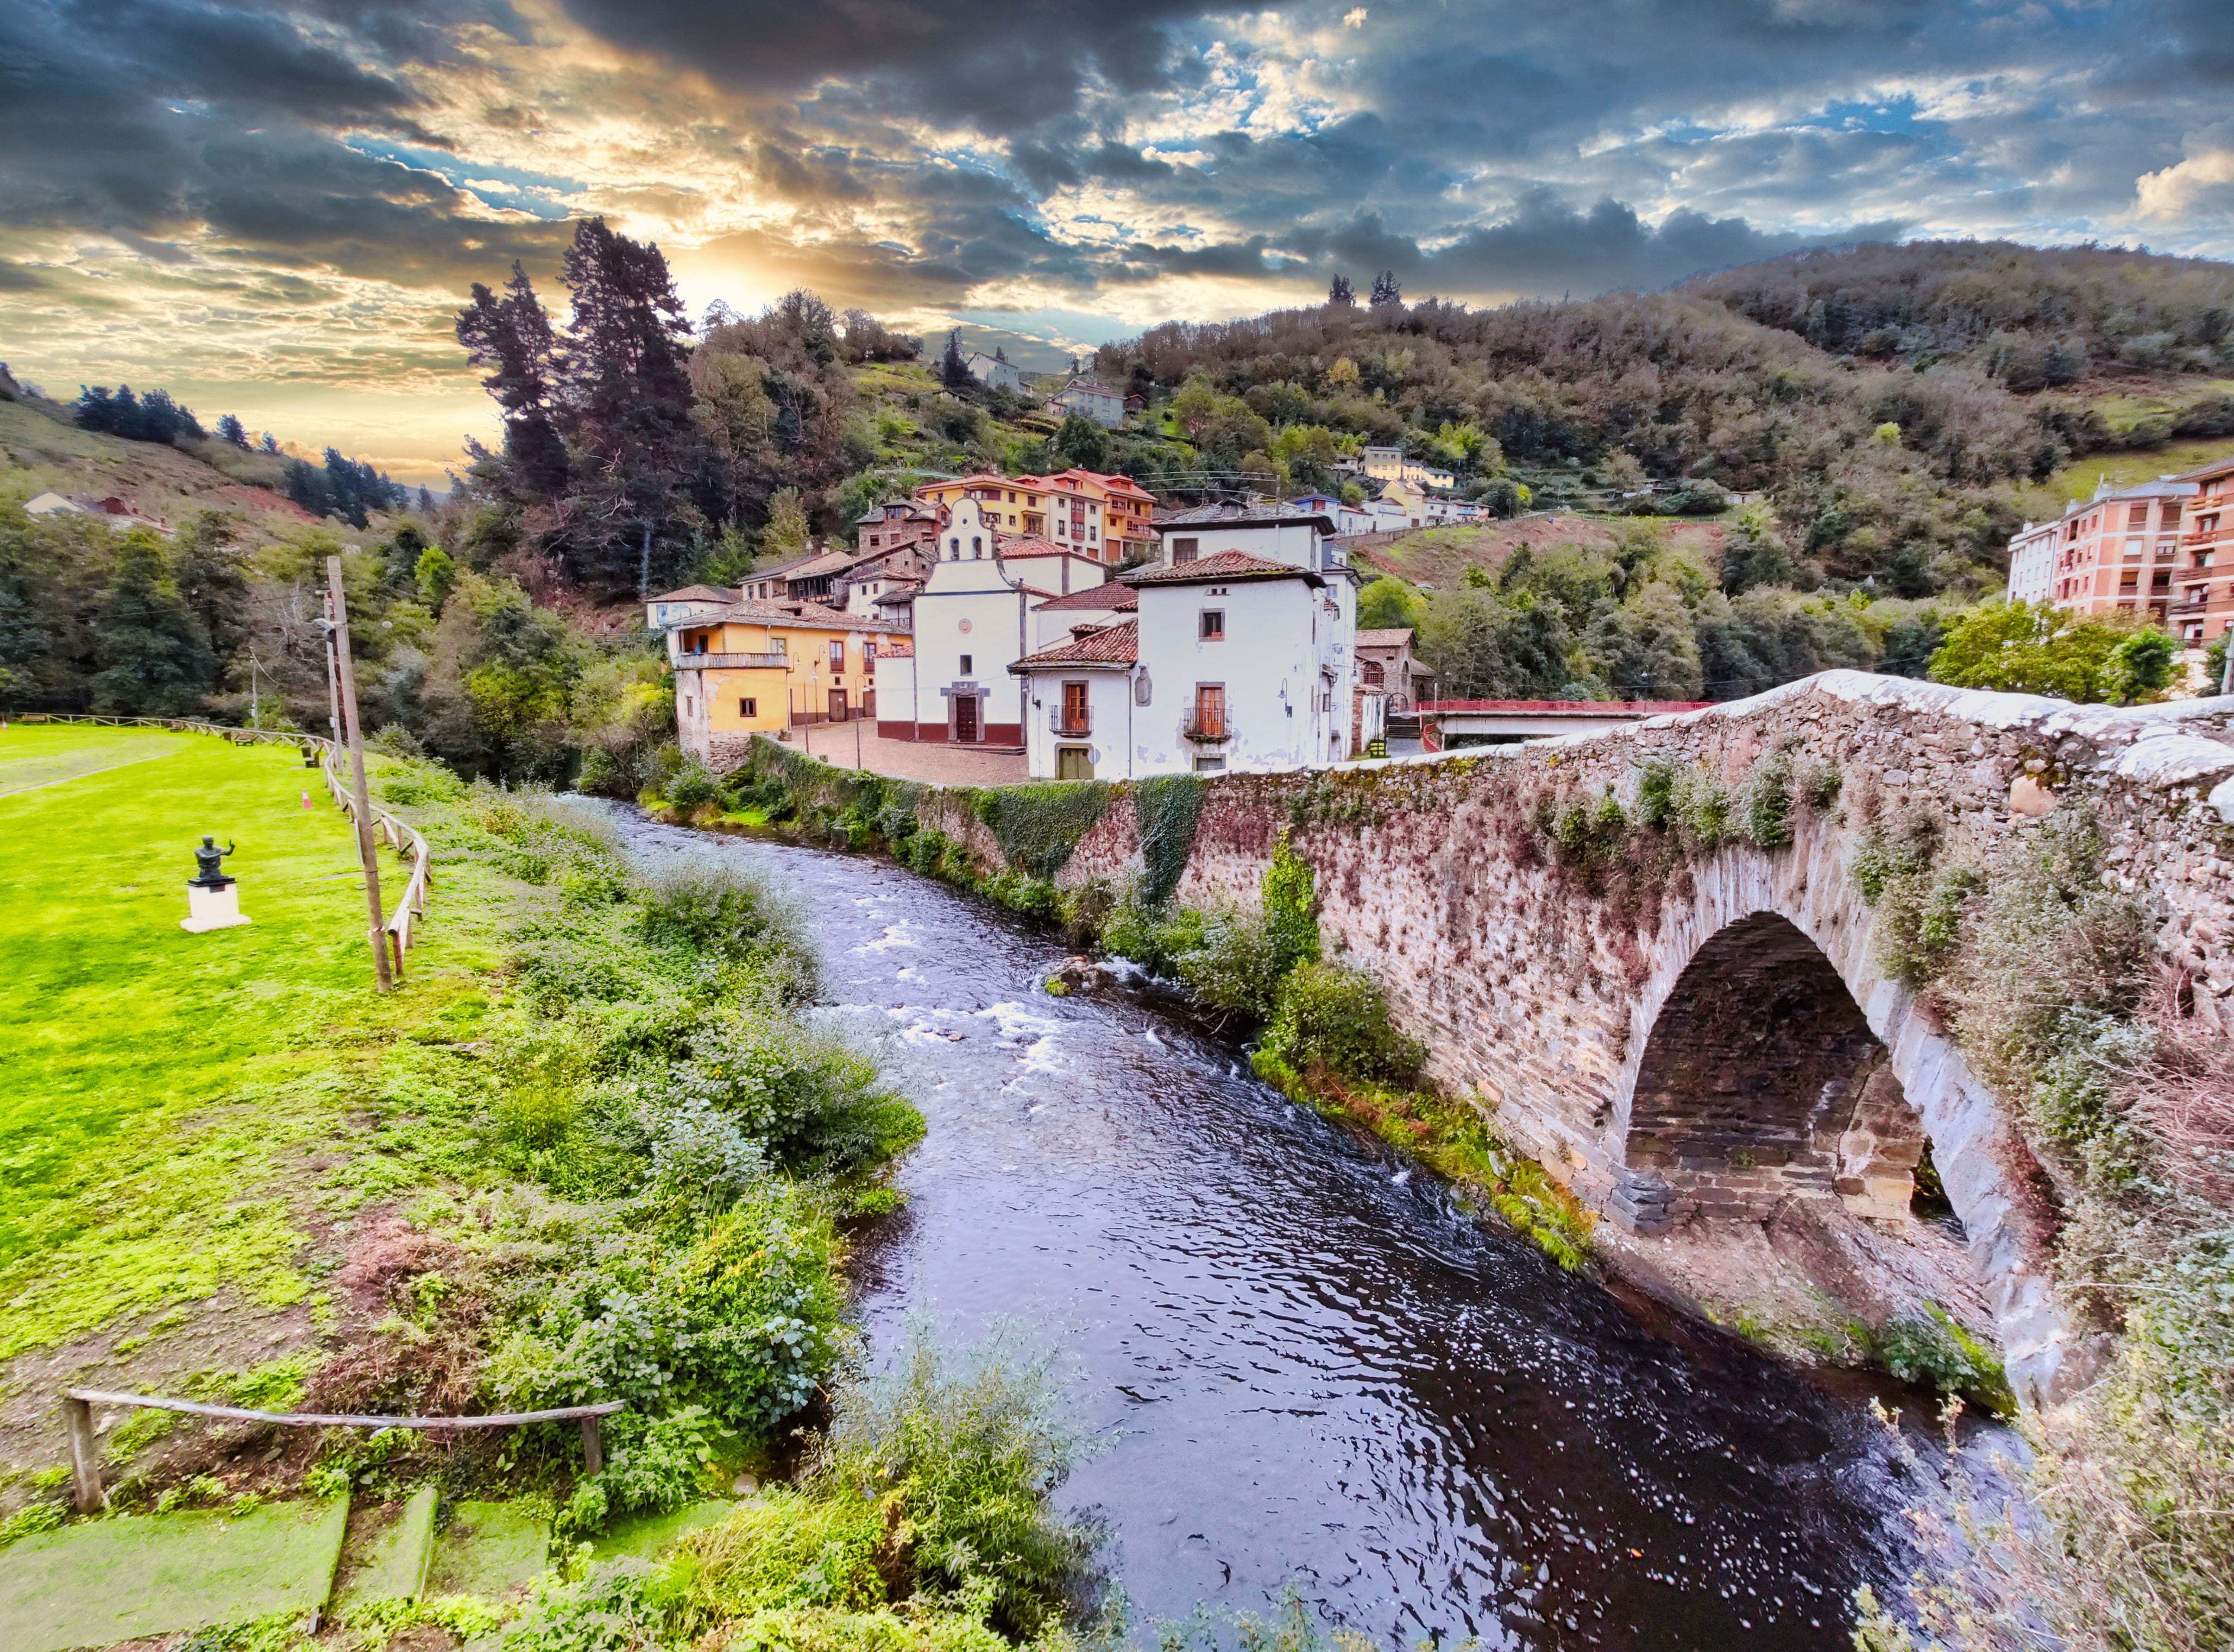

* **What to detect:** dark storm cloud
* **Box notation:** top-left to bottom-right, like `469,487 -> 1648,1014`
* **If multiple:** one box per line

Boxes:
0,0 -> 550,289
552,0 -> 1272,136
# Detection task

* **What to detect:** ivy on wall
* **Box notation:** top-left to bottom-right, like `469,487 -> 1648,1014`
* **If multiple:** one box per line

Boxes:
1134,774 -> 1208,907
972,782 -> 1112,882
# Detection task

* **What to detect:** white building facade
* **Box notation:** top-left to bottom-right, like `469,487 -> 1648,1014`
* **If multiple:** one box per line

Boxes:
874,496 -> 1107,746
2005,519 -> 2058,605
1010,508 -> 1360,779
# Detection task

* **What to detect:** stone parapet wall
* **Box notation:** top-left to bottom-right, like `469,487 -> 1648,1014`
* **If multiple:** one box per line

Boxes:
1057,672 -> 2234,1401
763,673 -> 2234,1402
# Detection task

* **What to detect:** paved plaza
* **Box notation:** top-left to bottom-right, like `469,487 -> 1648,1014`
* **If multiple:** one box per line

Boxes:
780,721 -> 1028,785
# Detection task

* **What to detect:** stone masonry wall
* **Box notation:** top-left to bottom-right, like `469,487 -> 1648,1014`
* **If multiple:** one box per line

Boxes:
1049,671 -> 2234,1402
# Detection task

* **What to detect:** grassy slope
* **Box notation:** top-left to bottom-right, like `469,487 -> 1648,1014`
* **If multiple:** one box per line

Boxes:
0,726 -> 508,1387
1352,515 -> 1729,591
0,399 -> 313,543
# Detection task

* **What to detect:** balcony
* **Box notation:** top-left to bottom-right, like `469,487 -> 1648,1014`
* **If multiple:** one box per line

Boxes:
672,651 -> 788,670
1049,707 -> 1092,737
1182,712 -> 1230,745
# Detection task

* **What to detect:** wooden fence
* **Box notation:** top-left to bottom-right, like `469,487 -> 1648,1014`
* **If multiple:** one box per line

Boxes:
61,1390 -> 624,1512
13,713 -> 434,975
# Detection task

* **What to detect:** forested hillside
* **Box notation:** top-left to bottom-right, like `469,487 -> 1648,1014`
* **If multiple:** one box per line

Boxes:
5,235 -> 2229,764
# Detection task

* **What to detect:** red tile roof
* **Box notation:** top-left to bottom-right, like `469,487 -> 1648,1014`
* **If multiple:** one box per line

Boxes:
1032,582 -> 1132,612
1357,627 -> 1415,648
1011,619 -> 1140,669
1123,550 -> 1324,587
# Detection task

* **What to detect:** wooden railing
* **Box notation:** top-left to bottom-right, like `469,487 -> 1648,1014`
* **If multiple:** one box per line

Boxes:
14,713 -> 434,974
62,1389 -> 623,1512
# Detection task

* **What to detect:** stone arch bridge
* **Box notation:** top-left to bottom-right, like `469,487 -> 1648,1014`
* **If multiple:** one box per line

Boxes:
1029,672 -> 2234,1405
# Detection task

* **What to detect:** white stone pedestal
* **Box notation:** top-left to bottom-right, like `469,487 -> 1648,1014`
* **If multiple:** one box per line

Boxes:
181,880 -> 251,932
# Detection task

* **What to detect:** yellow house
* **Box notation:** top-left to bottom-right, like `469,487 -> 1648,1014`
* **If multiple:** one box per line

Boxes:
651,592 -> 907,769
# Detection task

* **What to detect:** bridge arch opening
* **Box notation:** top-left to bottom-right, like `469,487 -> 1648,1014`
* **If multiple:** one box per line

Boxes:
1621,912 -> 1927,1232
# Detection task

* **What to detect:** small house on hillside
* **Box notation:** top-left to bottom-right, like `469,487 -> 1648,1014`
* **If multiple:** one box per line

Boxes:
1355,627 -> 1421,710
1048,378 -> 1126,429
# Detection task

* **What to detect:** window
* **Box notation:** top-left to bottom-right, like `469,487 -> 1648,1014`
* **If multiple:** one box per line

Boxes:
1199,609 -> 1225,640
2129,505 -> 2150,529
829,640 -> 845,670
771,636 -> 786,655
740,697 -> 757,717
949,537 -> 961,559
1172,537 -> 1199,564
1061,680 -> 1089,732
1194,755 -> 1225,773
684,696 -> 695,716
864,640 -> 877,664
972,535 -> 983,557
960,654 -> 973,675
1362,660 -> 1385,686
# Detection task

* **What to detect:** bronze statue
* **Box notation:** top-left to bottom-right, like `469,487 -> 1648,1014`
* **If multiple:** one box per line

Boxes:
190,836 -> 236,888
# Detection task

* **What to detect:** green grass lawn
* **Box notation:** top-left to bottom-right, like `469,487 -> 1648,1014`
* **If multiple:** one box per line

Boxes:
0,725 -> 503,1361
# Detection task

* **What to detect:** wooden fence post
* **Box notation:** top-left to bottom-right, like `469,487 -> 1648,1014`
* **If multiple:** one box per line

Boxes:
580,1414 -> 604,1476
328,557 -> 392,993
65,1396 -> 103,1513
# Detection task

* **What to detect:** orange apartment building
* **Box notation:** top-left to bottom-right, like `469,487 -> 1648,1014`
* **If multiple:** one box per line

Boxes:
912,468 -> 1156,564
2169,455 -> 2234,657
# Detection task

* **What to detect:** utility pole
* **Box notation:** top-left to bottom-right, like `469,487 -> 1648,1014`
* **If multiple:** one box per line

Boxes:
327,556 -> 392,992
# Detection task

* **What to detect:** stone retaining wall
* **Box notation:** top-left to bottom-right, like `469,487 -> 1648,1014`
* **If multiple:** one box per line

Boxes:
1050,671 -> 2234,1402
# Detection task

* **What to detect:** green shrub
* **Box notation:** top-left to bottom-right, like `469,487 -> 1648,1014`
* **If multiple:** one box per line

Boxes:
487,1182 -> 844,1435
1634,759 -> 1679,830
676,1486 -> 888,1617
557,1405 -> 729,1539
498,1558 -> 677,1652
666,760 -> 722,816
1874,1304 -> 2016,1415
973,783 -> 1111,881
1172,910 -> 1289,1019
1874,862 -> 1984,986
1098,886 -> 1205,978
809,1319 -> 1105,1640
638,857 -> 819,1000
1738,749 -> 1794,848
1260,962 -> 1424,1088
665,1004 -> 922,1176
1672,766 -> 1730,846
1260,833 -> 1320,979
1849,816 -> 1936,903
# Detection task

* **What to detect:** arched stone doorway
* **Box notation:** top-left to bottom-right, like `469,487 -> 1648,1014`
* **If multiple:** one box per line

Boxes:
1619,913 -> 1927,1233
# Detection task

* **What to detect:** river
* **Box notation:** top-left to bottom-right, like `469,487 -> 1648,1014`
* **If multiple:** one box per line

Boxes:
614,814 -> 1950,1651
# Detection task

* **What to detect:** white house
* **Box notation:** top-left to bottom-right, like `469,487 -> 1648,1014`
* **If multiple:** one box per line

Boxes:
1361,445 -> 1456,490
1010,506 -> 1359,778
874,495 -> 1109,746
1009,620 -> 1142,780
23,491 -> 85,519
964,352 -> 1025,392
1048,378 -> 1126,430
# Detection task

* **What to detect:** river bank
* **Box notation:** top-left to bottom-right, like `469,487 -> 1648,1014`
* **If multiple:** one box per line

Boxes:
695,739 -> 2015,1415
633,762 -> 2027,1648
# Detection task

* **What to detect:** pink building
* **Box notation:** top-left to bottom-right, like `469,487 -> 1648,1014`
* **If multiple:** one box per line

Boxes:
2024,475 -> 2199,625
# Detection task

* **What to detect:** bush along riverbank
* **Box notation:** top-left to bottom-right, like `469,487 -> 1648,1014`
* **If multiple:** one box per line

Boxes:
709,741 -> 1596,1275
1,743 -> 1137,1651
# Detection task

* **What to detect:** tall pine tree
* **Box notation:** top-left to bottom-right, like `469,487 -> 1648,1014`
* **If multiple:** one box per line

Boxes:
553,219 -> 702,594
456,262 -> 569,505
90,533 -> 213,713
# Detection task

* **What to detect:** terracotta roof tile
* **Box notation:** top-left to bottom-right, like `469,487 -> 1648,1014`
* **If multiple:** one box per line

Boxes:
1356,627 -> 1414,648
1011,619 -> 1140,669
1122,550 -> 1324,587
1032,582 -> 1132,612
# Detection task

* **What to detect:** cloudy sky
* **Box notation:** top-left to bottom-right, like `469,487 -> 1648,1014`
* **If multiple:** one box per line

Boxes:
3,0 -> 2230,483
